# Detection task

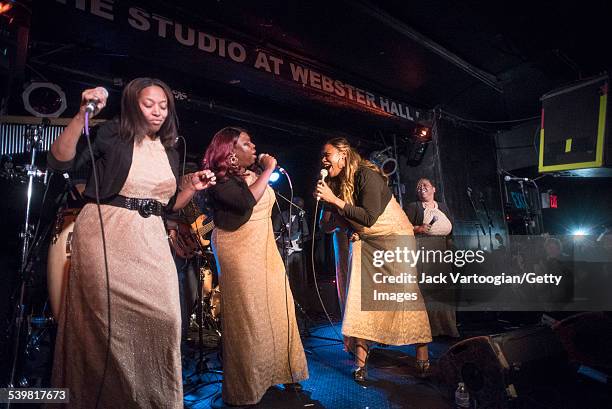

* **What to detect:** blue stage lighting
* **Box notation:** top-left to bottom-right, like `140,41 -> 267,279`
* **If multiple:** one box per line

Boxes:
269,171 -> 281,184
571,228 -> 587,236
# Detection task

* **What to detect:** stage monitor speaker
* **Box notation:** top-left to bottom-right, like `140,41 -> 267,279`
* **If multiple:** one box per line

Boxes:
539,74 -> 610,173
553,312 -> 612,371
438,325 -> 568,409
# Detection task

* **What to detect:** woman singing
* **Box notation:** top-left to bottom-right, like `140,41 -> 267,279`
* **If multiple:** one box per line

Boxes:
315,137 -> 432,383
47,78 -> 215,408
203,127 -> 308,406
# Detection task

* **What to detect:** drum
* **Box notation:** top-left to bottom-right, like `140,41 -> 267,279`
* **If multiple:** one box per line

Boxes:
47,208 -> 80,320
200,267 -> 213,297
210,286 -> 221,320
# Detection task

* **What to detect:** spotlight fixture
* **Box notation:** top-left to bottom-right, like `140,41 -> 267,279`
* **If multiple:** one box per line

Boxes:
0,2 -> 13,14
22,82 -> 67,118
415,126 -> 431,141
406,125 -> 432,166
369,147 -> 398,176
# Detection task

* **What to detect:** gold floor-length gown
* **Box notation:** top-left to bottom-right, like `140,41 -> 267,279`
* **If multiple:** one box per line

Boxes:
212,171 -> 308,406
342,196 -> 433,345
50,137 -> 182,409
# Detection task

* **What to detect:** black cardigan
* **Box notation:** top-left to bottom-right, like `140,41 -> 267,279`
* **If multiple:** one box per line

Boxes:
46,120 -> 181,210
338,166 -> 392,227
207,176 -> 257,231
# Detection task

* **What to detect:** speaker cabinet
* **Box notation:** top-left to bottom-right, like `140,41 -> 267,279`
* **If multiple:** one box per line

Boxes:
539,75 -> 609,173
438,325 -> 568,408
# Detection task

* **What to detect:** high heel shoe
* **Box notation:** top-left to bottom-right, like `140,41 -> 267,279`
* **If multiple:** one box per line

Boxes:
415,359 -> 431,378
352,365 -> 367,384
352,344 -> 370,385
283,383 -> 303,392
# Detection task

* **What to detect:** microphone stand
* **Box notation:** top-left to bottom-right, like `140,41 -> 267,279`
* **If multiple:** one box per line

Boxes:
7,122 -> 48,397
518,180 -> 533,235
466,187 -> 485,250
275,190 -> 306,216
273,191 -> 338,346
479,193 -> 494,251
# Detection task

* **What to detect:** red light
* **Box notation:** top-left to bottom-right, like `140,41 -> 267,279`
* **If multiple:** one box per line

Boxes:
414,126 -> 431,142
549,194 -> 558,208
0,2 -> 12,14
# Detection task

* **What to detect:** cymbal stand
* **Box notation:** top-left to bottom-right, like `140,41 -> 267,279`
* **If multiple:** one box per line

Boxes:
7,122 -> 49,400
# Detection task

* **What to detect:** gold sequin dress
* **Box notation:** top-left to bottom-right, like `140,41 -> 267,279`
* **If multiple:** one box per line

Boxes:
50,137 -> 182,408
212,171 -> 308,406
342,196 -> 433,345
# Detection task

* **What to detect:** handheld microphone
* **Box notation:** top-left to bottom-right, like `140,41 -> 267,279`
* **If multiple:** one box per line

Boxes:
504,175 -> 530,182
428,215 -> 438,226
316,169 -> 329,201
319,168 -> 328,181
257,153 -> 284,172
85,87 -> 109,114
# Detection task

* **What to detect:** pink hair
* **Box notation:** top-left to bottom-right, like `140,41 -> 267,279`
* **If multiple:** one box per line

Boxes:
202,126 -> 247,180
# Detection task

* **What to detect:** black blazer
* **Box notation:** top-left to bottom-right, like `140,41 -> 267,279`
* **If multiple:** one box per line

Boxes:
47,120 -> 181,210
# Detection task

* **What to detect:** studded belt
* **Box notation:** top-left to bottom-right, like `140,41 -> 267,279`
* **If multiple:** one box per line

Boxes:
103,195 -> 165,218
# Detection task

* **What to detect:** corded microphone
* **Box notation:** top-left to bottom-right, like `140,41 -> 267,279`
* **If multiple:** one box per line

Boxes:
316,169 -> 329,201
319,168 -> 328,180
428,215 -> 438,226
85,87 -> 109,114
257,153 -> 285,173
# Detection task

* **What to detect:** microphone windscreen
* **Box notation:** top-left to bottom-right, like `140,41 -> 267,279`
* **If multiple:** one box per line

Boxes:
320,168 -> 329,179
96,87 -> 109,98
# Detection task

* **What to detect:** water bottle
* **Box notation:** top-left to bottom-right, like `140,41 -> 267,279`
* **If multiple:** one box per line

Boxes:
455,382 -> 470,408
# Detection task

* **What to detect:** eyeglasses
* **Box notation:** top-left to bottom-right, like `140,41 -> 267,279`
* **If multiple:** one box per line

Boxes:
417,185 -> 432,192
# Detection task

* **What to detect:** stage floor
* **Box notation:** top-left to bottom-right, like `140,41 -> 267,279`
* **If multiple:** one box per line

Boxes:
183,322 -> 454,409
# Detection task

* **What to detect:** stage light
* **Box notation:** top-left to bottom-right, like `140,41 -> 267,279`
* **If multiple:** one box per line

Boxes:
415,126 -> 430,140
269,170 -> 281,184
22,82 -> 67,118
571,228 -> 587,236
406,125 -> 432,166
0,2 -> 13,15
369,148 -> 397,176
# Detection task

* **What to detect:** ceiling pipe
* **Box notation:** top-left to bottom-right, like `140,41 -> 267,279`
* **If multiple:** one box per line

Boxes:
351,0 -> 503,94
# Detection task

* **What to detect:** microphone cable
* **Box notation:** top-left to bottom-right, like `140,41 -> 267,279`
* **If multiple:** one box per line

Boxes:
309,199 -> 344,344
278,167 -> 297,389
83,111 -> 112,409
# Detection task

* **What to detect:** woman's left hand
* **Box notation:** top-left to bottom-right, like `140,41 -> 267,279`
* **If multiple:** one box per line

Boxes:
315,180 -> 338,204
183,170 -> 216,191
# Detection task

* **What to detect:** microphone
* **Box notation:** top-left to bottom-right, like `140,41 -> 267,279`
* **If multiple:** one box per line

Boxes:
428,215 -> 438,226
316,169 -> 329,201
257,153 -> 284,172
85,87 -> 109,114
320,168 -> 328,181
504,175 -> 530,182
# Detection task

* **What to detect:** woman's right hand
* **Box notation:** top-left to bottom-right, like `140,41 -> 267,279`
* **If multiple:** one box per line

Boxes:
78,87 -> 108,117
258,153 -> 277,171
413,224 -> 432,234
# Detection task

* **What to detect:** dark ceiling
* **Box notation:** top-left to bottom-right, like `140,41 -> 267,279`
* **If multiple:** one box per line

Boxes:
160,0 -> 610,119
13,0 -> 612,142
